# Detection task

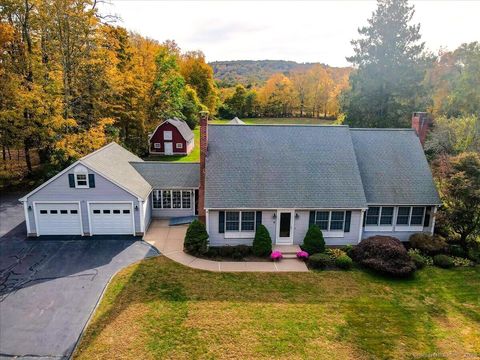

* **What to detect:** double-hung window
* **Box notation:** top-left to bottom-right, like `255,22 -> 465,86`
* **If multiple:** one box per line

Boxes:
75,173 -> 88,188
152,190 -> 193,209
225,211 -> 255,232
396,206 -> 425,226
315,211 -> 345,231
365,206 -> 394,226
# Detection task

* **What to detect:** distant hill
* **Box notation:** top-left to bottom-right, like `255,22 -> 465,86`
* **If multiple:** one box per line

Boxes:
209,60 -> 350,87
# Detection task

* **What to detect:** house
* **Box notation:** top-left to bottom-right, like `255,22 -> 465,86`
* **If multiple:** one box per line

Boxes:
228,117 -> 245,125
20,113 -> 441,246
148,118 -> 194,155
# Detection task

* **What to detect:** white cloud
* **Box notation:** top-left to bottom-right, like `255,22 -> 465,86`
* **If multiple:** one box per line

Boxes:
100,0 -> 480,66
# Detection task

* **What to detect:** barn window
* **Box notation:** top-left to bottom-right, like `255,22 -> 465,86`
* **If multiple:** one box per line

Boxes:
164,131 -> 172,140
154,143 -> 161,149
176,143 -> 183,149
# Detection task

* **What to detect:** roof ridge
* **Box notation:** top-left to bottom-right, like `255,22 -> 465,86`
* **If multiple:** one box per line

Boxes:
209,124 -> 348,128
131,161 -> 200,164
350,128 -> 415,131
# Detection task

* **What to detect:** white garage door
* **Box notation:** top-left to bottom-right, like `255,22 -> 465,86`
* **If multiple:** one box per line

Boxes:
89,203 -> 134,235
35,203 -> 82,236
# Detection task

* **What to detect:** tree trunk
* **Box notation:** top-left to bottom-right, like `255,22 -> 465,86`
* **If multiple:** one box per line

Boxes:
24,142 -> 32,173
7,147 -> 11,160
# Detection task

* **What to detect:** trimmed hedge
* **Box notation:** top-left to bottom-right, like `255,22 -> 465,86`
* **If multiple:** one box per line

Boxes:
335,254 -> 353,270
409,233 -> 447,255
410,253 -> 426,269
433,254 -> 455,269
302,225 -> 325,255
184,220 -> 209,255
351,236 -> 416,277
252,224 -> 272,257
308,253 -> 332,270
207,245 -> 252,260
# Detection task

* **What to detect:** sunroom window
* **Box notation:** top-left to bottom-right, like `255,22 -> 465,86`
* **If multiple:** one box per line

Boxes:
152,190 -> 193,209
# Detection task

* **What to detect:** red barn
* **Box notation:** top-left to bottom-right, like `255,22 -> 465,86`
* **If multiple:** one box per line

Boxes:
148,118 -> 195,155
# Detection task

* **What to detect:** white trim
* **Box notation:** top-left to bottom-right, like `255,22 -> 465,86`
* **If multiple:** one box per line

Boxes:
358,210 -> 365,243
207,207 -> 367,211
19,157 -> 149,202
23,201 -> 31,234
275,209 -> 295,245
19,160 -> 82,201
430,206 -> 437,235
139,199 -> 145,233
87,201 -> 135,236
206,209 -> 209,234
32,201 -> 83,236
225,232 -> 255,239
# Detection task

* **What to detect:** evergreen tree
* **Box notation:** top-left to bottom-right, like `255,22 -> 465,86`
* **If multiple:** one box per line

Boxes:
341,0 -> 431,128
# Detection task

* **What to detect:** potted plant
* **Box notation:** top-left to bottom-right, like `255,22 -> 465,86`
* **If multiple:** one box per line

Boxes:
296,250 -> 309,261
270,250 -> 283,261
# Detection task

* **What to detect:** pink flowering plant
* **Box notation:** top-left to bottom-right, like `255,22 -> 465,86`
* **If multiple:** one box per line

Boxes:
270,250 -> 283,261
296,250 -> 309,260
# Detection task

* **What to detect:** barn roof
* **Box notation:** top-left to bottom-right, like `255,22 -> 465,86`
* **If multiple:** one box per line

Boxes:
149,118 -> 194,141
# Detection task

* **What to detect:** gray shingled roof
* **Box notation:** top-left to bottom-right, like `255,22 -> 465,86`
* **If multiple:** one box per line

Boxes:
167,118 -> 194,141
351,129 -> 441,205
82,142 -> 152,199
130,162 -> 200,189
205,125 -> 368,209
228,117 -> 245,125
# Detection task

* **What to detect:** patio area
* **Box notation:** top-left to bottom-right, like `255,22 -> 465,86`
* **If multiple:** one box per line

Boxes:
144,220 -> 308,272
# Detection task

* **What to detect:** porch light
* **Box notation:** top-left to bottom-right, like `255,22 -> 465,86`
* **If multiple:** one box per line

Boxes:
295,212 -> 299,219
135,205 -> 139,211
28,205 -> 32,211
273,213 -> 276,219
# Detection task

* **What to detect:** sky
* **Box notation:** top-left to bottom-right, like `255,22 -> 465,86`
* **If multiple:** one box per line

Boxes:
99,1 -> 480,67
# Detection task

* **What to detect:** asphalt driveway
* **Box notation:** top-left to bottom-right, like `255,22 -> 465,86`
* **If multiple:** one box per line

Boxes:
0,192 -> 158,359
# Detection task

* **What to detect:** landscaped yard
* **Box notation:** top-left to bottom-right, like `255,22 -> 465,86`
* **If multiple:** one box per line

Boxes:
74,257 -> 480,360
145,118 -> 333,162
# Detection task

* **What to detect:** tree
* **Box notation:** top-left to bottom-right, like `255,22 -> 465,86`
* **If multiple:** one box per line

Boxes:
341,0 -> 431,128
252,224 -> 272,257
433,152 -> 480,248
184,220 -> 209,255
302,225 -> 325,254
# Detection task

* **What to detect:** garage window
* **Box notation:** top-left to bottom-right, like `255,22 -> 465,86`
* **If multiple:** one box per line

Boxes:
40,210 -> 48,214
70,210 -> 78,214
113,210 -> 121,214
93,209 -> 101,214
60,210 -> 68,214
103,210 -> 110,214
50,210 -> 58,214
123,209 -> 130,214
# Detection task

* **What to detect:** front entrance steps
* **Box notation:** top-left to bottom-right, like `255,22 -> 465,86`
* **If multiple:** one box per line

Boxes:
273,244 -> 301,259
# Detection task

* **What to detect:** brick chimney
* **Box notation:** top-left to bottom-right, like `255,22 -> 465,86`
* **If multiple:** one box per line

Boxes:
198,111 -> 209,221
411,112 -> 432,146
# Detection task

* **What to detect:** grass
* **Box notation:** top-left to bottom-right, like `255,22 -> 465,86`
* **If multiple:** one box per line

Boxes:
74,257 -> 480,360
144,118 -> 333,162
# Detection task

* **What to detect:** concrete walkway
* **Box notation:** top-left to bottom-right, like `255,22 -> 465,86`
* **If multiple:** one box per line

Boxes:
144,220 -> 308,272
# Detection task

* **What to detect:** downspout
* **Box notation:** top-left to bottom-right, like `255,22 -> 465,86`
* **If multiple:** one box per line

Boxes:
357,209 -> 365,243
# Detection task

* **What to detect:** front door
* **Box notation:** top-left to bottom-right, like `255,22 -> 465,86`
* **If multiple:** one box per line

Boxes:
276,210 -> 294,245
164,142 -> 173,155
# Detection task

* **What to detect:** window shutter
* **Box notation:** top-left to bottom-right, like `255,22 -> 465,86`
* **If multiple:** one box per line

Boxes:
68,174 -> 75,188
219,211 -> 225,233
88,174 -> 95,188
309,211 -> 315,226
255,211 -> 262,229
344,211 -> 352,232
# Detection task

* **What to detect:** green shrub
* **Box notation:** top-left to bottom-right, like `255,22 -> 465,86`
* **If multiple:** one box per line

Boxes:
447,244 -> 466,257
409,233 -> 447,255
343,244 -> 354,257
451,256 -> 474,267
308,253 -> 332,270
302,225 -> 325,255
184,220 -> 209,255
326,248 -> 346,260
207,245 -> 252,260
335,254 -> 353,270
408,249 -> 426,269
467,241 -> 480,263
433,254 -> 455,269
252,224 -> 272,257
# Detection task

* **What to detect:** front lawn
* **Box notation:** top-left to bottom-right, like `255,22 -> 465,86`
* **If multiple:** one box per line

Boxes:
74,257 -> 480,360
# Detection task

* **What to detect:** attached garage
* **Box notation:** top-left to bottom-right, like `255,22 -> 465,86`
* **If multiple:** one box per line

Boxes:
34,202 -> 82,236
88,202 -> 135,235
